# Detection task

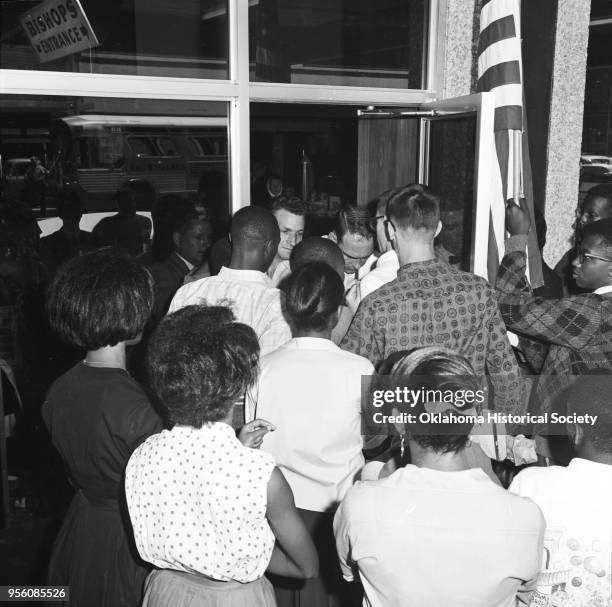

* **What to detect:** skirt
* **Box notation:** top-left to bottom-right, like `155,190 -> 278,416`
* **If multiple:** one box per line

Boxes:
142,569 -> 277,607
47,490 -> 150,607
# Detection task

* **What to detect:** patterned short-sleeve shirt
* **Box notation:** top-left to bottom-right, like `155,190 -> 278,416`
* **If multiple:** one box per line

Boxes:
125,422 -> 275,582
340,258 -> 525,414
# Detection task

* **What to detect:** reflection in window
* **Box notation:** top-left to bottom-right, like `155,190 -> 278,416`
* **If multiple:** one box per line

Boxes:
427,116 -> 477,272
0,0 -> 229,79
0,95 -> 229,220
128,137 -> 159,157
155,138 -> 178,157
188,136 -> 228,157
249,0 -> 428,89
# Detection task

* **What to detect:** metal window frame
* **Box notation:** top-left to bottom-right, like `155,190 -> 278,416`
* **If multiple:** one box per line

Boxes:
0,0 -> 445,212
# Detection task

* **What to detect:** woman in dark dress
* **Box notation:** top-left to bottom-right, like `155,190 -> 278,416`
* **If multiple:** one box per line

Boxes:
43,249 -> 163,607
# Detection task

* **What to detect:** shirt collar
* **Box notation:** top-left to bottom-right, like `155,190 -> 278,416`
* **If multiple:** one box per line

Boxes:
268,259 -> 290,281
344,253 -> 378,281
593,284 -> 612,296
376,250 -> 399,267
397,257 -> 444,277
218,266 -> 273,286
176,253 -> 195,271
282,336 -> 340,351
173,421 -> 236,437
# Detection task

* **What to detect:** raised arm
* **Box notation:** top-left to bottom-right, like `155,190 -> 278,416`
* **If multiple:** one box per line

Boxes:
265,467 -> 318,579
497,207 -> 605,350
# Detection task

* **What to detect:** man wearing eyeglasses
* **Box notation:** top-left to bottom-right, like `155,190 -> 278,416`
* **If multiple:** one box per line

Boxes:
328,204 -> 377,304
341,185 -> 525,416
498,205 -> 612,424
553,184 -> 612,294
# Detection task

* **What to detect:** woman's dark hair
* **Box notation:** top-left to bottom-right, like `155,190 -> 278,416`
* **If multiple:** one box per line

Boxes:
147,305 -> 260,427
389,347 -> 481,454
46,248 -> 153,350
285,262 -> 344,333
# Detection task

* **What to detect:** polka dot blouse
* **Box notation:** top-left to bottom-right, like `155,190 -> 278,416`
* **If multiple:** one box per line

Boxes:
125,422 -> 275,582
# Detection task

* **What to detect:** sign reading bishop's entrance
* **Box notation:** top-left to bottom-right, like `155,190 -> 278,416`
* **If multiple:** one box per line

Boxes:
20,0 -> 99,64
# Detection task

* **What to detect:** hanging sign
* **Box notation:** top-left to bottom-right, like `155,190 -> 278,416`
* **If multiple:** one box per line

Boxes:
19,0 -> 99,64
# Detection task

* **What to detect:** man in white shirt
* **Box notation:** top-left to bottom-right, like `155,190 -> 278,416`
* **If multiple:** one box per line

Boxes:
267,195 -> 306,286
169,206 -> 291,357
328,203 -> 376,300
346,189 -> 400,313
510,374 -> 612,607
326,203 -> 377,341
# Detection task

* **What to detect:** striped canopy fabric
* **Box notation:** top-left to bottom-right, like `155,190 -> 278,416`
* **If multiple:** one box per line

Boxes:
477,0 -> 543,288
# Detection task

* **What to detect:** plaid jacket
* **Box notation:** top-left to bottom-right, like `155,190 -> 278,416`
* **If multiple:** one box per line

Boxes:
496,236 -> 612,413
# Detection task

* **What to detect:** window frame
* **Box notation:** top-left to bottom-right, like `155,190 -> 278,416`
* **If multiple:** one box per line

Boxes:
0,0 -> 445,212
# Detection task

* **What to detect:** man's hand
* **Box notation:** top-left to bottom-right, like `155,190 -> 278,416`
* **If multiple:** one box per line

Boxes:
506,199 -> 531,236
238,418 -> 276,449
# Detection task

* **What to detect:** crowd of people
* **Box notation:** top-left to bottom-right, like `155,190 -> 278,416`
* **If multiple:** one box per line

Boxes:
2,179 -> 612,607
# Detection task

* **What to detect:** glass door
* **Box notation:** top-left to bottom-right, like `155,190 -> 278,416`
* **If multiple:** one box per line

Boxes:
357,92 -> 496,278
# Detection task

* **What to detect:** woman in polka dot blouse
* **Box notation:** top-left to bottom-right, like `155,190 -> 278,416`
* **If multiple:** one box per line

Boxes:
125,305 -> 318,607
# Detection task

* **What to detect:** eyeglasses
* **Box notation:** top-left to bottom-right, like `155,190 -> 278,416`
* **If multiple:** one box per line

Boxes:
575,247 -> 612,264
341,249 -> 372,262
367,215 -> 386,230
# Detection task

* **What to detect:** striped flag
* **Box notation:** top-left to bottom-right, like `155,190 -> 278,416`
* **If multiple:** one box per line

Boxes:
477,0 -> 543,287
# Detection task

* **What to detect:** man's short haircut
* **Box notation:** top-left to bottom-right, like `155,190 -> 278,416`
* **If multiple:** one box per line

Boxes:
387,184 -> 440,231
147,305 -> 259,427
285,262 -> 344,333
567,373 -> 612,454
584,183 -> 612,206
367,188 -> 395,218
290,236 -> 345,278
582,217 -> 612,254
269,195 -> 307,216
333,203 -> 375,242
389,347 -> 480,454
230,205 -> 280,245
46,248 -> 153,350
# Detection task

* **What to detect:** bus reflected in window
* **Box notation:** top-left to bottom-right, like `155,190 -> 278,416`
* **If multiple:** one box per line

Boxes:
49,114 -> 228,212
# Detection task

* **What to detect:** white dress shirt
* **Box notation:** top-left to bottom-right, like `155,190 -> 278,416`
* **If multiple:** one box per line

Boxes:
168,266 -> 292,356
335,466 -> 544,607
125,423 -> 275,583
346,250 -> 400,313
594,284 -> 612,296
246,337 -> 374,512
267,259 -> 292,287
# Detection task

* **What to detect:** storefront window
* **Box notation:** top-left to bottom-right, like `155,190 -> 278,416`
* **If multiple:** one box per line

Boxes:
0,95 -> 229,220
249,0 -> 428,89
0,0 -> 229,79
250,102 -> 358,228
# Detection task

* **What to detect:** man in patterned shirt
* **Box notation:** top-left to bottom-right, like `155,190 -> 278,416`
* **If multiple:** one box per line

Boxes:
341,184 -> 525,414
498,206 -> 612,418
